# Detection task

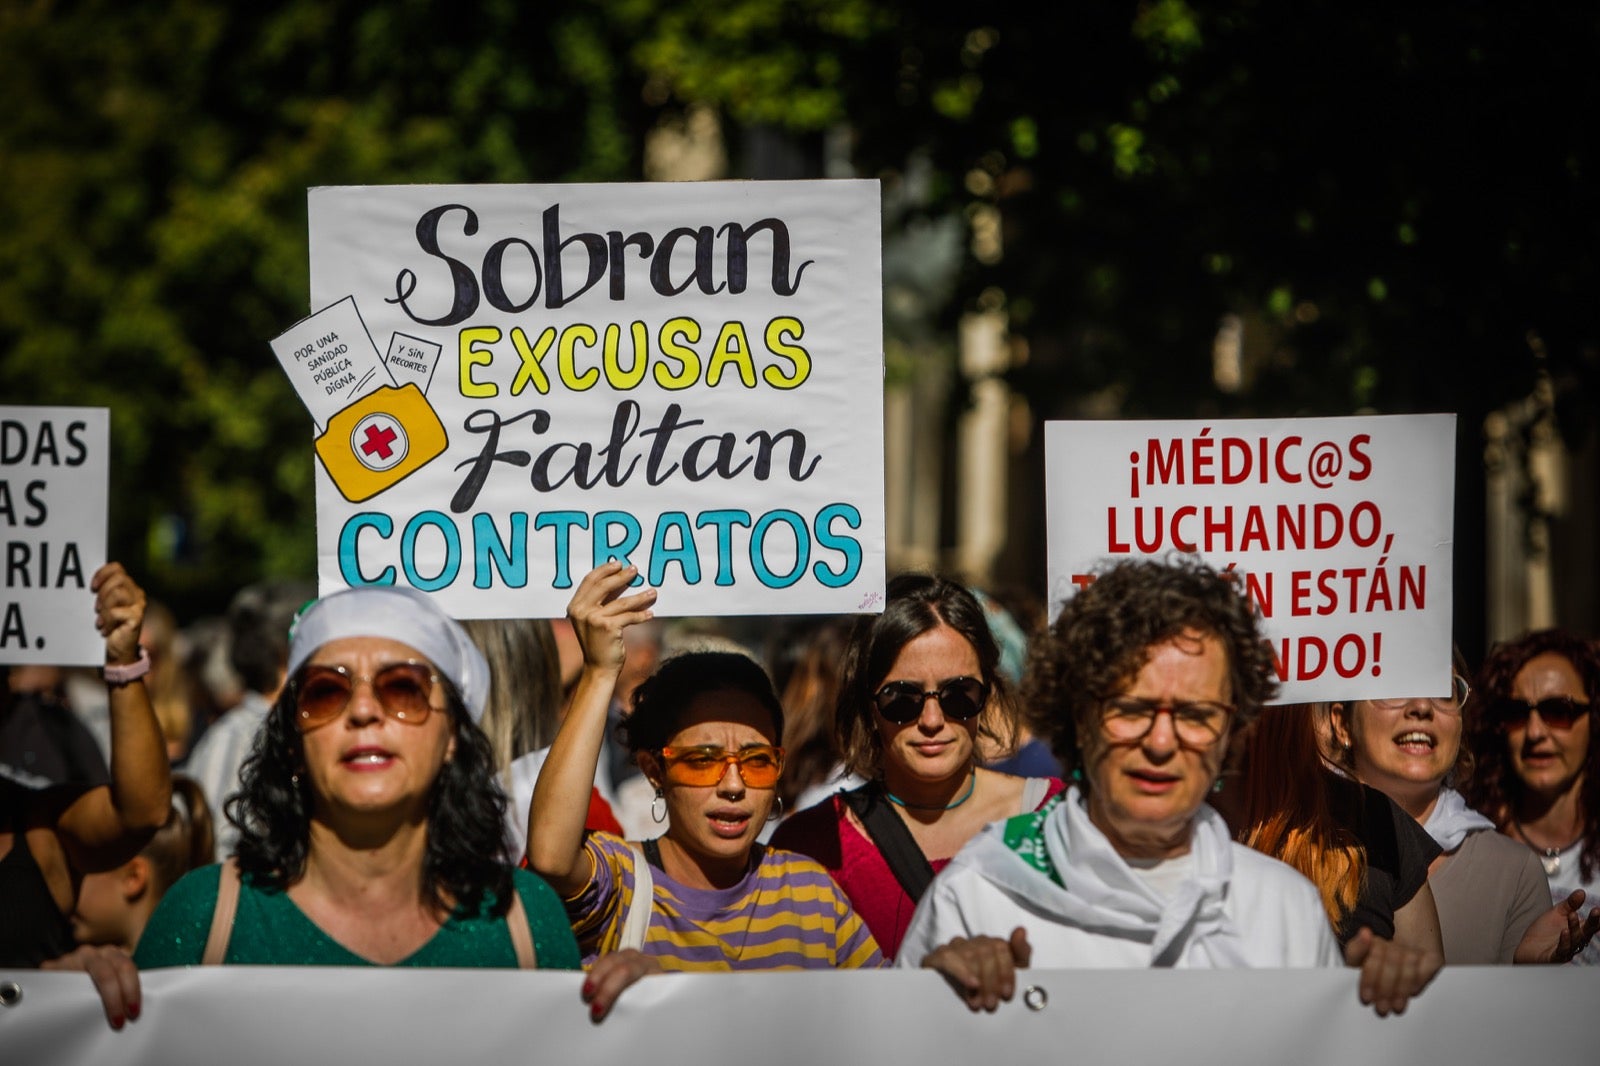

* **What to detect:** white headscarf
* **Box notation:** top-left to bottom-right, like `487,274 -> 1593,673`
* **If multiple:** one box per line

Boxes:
1422,786 -> 1495,852
961,786 -> 1252,967
285,586 -> 490,722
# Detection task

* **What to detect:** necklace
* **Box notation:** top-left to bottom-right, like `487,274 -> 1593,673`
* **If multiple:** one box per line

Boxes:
1512,819 -> 1583,877
886,770 -> 977,812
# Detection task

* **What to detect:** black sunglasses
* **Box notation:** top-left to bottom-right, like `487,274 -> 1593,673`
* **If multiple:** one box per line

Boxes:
873,676 -> 990,724
1490,695 -> 1591,732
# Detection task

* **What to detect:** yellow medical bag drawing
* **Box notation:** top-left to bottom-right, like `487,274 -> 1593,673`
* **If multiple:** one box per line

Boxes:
315,383 -> 447,502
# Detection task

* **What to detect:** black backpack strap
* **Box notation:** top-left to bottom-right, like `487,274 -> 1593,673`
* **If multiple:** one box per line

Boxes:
642,836 -> 664,871
841,783 -> 935,901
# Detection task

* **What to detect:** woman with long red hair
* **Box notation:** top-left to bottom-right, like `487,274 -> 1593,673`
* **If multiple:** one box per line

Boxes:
1240,703 -> 1442,960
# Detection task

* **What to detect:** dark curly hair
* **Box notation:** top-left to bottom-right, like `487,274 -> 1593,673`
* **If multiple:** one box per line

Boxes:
834,572 -> 1019,780
619,651 -> 784,755
1460,629 -> 1599,882
228,675 -> 513,918
1022,555 -> 1279,782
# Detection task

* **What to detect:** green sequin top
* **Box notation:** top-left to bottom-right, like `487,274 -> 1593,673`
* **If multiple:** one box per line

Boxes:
134,864 -> 581,970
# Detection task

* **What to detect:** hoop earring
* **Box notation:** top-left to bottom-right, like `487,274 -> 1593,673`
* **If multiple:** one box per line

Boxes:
768,796 -> 785,822
651,788 -> 667,824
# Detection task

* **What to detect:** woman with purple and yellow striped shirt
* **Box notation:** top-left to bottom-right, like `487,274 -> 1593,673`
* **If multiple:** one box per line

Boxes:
528,564 -> 886,1018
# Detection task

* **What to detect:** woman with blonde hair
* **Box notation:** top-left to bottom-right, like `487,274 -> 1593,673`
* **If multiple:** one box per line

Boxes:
463,617 -> 624,852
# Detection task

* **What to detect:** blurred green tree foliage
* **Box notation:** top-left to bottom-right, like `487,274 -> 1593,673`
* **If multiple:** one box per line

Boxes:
0,0 -> 648,611
616,0 -> 1600,639
620,0 -> 1597,419
3,1 -> 1595,622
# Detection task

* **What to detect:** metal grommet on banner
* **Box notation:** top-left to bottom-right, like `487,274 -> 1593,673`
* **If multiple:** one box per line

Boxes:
0,981 -> 21,1007
1022,985 -> 1047,1011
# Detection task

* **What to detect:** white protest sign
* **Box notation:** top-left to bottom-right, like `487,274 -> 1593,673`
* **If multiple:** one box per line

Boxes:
1,967 -> 1593,1066
0,407 -> 108,666
1045,415 -> 1455,703
299,181 -> 886,619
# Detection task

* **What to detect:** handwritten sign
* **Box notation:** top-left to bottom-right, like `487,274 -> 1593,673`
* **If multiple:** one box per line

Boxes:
0,406 -> 108,665
1045,415 -> 1455,703
299,181 -> 886,618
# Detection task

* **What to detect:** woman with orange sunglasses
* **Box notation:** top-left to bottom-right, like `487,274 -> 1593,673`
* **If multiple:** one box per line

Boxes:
528,562 -> 884,1018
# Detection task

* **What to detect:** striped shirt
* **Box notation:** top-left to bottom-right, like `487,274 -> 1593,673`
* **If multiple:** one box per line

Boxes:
567,831 -> 886,970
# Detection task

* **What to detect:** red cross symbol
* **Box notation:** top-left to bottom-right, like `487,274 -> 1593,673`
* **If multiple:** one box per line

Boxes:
360,424 -> 399,460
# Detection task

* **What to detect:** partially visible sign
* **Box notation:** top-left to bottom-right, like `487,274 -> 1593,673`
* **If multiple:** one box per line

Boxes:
0,406 -> 108,665
1046,415 -> 1456,703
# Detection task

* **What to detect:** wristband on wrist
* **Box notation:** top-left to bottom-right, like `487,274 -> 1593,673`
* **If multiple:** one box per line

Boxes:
103,647 -> 152,685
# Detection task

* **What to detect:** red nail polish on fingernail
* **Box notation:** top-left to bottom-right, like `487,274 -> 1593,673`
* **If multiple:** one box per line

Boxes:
127,1003 -> 140,1020
112,1016 -> 125,1030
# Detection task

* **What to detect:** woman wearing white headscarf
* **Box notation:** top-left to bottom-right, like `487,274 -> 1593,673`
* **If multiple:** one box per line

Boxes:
134,586 -> 579,972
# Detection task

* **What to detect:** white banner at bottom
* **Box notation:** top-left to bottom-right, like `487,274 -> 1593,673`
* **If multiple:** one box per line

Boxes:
0,966 -> 1593,1065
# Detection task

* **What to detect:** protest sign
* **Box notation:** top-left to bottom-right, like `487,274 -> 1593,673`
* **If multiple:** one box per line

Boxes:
287,181 -> 885,618
1045,415 -> 1455,703
2,966 -> 1592,1066
0,406 -> 108,665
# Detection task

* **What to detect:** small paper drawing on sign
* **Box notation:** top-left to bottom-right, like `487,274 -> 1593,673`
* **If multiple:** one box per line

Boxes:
270,297 -> 448,504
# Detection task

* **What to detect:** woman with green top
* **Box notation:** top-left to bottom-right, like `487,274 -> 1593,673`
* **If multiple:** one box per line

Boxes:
134,585 -> 580,973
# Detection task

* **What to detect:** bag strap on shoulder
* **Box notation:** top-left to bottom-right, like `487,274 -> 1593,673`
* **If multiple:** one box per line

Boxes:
201,859 -> 242,965
619,842 -> 655,951
840,784 -> 935,901
505,883 -> 537,969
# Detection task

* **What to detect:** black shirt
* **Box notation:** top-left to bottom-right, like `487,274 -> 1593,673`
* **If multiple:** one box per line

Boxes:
1325,771 -> 1440,944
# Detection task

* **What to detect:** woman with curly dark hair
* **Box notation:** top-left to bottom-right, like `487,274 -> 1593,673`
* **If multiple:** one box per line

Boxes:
133,585 -> 579,973
1461,628 -> 1600,964
900,556 -> 1433,1018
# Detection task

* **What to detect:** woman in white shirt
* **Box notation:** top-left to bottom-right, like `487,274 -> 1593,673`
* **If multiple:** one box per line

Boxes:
901,557 -> 1432,1017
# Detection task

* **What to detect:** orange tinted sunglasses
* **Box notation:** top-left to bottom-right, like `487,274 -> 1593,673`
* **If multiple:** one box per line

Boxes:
658,745 -> 785,788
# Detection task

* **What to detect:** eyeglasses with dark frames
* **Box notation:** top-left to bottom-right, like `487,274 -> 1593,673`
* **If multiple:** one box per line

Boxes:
1099,697 -> 1235,747
872,677 -> 990,725
1489,695 -> 1591,732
